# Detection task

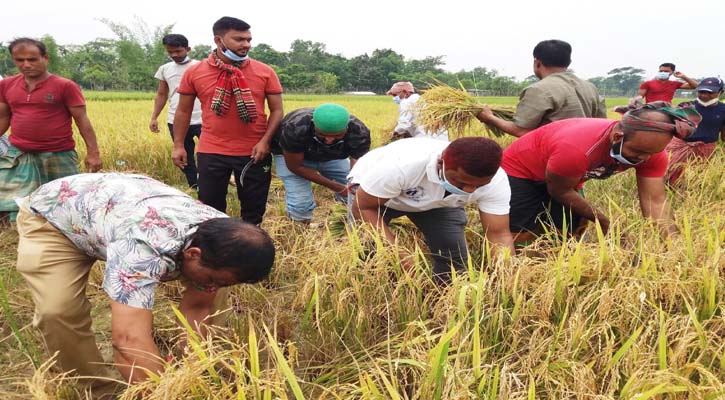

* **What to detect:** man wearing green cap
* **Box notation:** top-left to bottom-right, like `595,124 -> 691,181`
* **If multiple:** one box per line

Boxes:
271,103 -> 371,223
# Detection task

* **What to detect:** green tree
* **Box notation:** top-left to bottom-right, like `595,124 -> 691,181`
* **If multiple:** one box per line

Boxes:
189,44 -> 212,60
368,49 -> 405,93
40,35 -> 70,77
64,39 -> 119,89
605,66 -> 645,96
251,43 -> 287,67
100,17 -> 173,90
288,40 -> 326,70
0,44 -> 14,77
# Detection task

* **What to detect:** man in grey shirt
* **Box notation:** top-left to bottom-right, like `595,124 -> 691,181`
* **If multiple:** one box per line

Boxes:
476,39 -> 606,138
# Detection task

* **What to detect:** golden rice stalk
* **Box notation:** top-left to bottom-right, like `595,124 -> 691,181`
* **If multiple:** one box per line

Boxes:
417,81 -> 515,138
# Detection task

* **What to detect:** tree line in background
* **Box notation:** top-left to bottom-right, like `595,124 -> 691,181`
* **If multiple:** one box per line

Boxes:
0,20 -> 656,96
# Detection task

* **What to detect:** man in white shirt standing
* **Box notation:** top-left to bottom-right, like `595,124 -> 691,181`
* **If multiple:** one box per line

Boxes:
150,34 -> 203,189
348,137 -> 513,284
387,81 -> 448,141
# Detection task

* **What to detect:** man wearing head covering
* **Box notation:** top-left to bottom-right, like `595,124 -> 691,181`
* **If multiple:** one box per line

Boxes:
665,77 -> 725,185
386,81 -> 449,141
476,39 -> 606,138
270,103 -> 371,223
502,102 -> 700,245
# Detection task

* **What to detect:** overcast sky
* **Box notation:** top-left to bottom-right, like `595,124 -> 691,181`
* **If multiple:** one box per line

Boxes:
3,0 -> 723,82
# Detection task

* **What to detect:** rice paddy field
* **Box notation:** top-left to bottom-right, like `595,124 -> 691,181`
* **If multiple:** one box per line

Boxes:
0,93 -> 723,399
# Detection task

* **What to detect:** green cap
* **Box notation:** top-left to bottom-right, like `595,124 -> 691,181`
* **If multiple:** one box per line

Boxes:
312,103 -> 350,134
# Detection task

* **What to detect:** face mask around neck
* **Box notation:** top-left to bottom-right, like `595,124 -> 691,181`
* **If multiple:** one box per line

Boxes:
438,160 -> 470,195
609,139 -> 643,166
696,97 -> 720,107
220,39 -> 248,62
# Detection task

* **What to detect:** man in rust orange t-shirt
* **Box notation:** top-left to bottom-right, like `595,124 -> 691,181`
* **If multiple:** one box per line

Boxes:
0,38 -> 102,223
173,16 -> 283,225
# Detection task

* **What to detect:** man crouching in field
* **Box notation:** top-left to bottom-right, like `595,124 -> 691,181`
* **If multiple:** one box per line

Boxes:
348,137 -> 514,285
502,102 -> 700,245
15,173 -> 275,397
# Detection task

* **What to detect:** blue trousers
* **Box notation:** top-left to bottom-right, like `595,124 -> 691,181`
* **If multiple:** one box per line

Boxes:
274,155 -> 349,221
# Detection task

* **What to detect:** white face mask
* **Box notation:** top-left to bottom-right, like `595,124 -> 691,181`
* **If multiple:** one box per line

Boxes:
655,72 -> 671,80
696,97 -> 720,107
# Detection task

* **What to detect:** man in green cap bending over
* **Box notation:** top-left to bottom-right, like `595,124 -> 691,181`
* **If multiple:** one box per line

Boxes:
270,103 -> 371,223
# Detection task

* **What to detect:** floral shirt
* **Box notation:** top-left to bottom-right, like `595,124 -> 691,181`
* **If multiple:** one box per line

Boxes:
25,173 -> 228,309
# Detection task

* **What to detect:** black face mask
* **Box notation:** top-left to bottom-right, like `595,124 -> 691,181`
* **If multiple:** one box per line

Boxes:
312,135 -> 345,149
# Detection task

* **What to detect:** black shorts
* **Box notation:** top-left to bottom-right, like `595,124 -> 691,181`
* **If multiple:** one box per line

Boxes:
508,175 -> 584,234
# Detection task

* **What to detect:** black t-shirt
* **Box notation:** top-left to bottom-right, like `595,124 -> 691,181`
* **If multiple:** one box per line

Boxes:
270,107 -> 371,161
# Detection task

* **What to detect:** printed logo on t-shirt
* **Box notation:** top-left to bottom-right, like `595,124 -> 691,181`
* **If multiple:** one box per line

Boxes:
403,186 -> 425,201
584,163 -> 620,180
43,93 -> 55,103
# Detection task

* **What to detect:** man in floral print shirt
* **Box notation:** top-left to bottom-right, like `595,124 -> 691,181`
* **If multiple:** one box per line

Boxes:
15,173 -> 275,395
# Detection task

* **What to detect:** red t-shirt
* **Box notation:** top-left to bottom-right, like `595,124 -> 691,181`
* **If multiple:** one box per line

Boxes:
639,79 -> 684,103
0,74 -> 85,152
502,118 -> 668,187
178,55 -> 283,156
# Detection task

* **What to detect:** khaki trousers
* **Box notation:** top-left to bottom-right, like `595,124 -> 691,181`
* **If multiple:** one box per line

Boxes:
16,205 -> 230,396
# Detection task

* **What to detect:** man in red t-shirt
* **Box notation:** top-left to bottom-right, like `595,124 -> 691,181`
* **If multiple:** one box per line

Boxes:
637,62 -> 697,104
0,38 -> 102,223
502,103 -> 700,245
173,17 -> 283,225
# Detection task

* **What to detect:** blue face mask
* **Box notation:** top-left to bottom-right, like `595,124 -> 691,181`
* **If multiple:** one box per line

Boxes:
439,160 -> 470,195
609,140 -> 643,166
655,72 -> 671,80
220,39 -> 249,62
392,96 -> 401,104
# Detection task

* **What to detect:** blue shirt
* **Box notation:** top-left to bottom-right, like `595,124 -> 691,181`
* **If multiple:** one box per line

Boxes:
679,101 -> 725,143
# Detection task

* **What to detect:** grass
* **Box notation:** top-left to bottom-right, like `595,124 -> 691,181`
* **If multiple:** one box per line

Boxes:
0,94 -> 722,399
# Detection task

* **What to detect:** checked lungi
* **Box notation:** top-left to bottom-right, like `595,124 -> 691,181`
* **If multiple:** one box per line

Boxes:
0,141 -> 80,220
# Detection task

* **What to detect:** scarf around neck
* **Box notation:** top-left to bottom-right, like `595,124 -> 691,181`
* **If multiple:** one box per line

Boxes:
208,52 -> 258,123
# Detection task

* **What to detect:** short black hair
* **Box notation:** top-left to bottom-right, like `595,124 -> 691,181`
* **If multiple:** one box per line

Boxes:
212,16 -> 251,37
8,37 -> 46,56
190,218 -> 274,284
532,39 -> 572,68
659,63 -> 676,71
442,137 -> 503,177
162,34 -> 189,48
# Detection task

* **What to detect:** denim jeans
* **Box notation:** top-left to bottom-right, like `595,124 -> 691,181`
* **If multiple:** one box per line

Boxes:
168,123 -> 201,188
274,154 -> 349,221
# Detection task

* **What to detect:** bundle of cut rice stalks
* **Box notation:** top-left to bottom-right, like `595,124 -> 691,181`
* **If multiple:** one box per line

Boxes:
417,81 -> 515,138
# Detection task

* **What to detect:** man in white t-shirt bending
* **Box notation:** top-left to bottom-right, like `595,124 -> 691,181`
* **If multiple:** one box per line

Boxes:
150,34 -> 203,189
348,137 -> 514,284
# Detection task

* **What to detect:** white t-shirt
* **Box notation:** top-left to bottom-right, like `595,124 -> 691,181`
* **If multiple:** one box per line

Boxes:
348,138 -> 510,214
154,60 -> 202,125
395,93 -> 449,141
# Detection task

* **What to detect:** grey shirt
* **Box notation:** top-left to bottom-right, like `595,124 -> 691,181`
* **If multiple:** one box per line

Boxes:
513,71 -> 607,129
